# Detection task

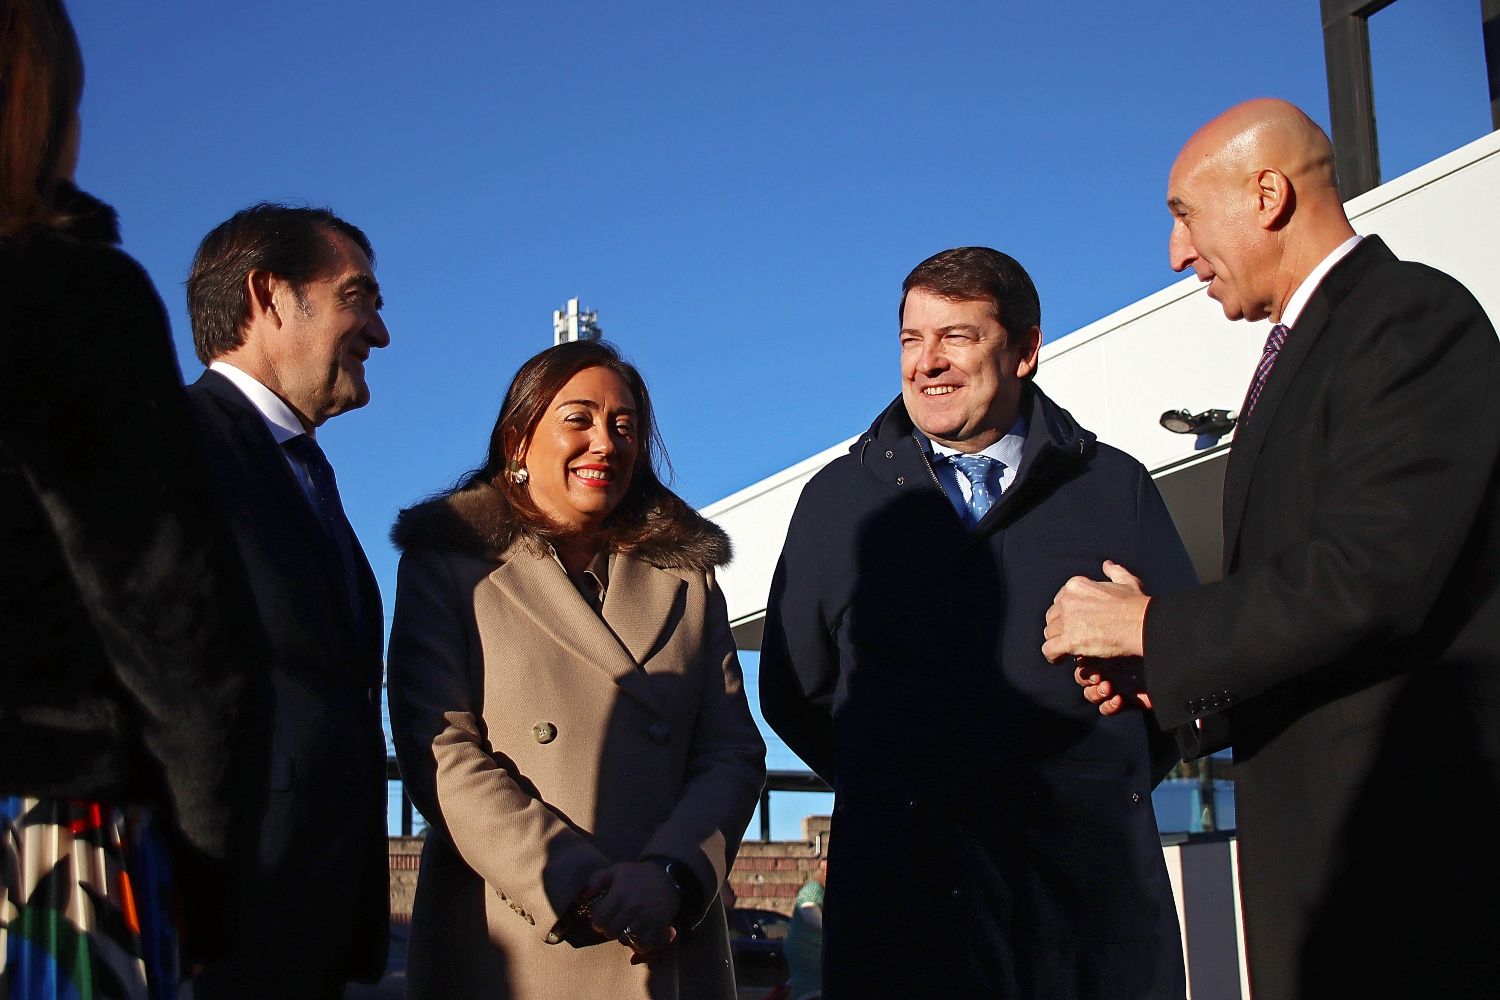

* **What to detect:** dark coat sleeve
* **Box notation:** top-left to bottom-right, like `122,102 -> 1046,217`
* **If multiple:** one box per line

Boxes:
758,477 -> 840,784
1144,266 -> 1500,731
0,244 -> 267,908
1122,459 -> 1201,782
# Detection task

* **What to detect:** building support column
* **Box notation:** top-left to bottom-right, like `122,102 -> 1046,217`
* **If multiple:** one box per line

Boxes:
1321,0 -> 1396,199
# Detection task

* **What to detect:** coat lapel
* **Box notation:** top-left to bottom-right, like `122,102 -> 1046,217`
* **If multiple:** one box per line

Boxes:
487,545 -> 667,714
200,373 -> 316,526
1220,309 -> 1328,569
196,371 -> 369,654
1221,237 -> 1392,571
603,553 -> 687,667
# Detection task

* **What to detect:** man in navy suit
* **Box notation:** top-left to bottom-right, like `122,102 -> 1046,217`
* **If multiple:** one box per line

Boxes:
1044,98 -> 1500,998
184,204 -> 392,999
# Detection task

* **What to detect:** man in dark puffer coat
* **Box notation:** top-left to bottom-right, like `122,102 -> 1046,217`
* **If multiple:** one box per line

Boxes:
760,247 -> 1194,999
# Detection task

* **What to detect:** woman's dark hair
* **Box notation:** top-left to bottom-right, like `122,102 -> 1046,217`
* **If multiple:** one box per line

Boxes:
0,0 -> 84,238
463,339 -> 687,550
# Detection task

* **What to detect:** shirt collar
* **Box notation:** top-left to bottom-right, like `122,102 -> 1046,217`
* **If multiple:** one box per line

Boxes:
209,360 -> 309,445
924,414 -> 1028,469
550,545 -> 611,605
1279,234 -> 1362,330
581,547 -> 610,597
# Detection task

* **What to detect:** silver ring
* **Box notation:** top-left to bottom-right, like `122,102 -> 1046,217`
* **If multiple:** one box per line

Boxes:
622,925 -> 640,946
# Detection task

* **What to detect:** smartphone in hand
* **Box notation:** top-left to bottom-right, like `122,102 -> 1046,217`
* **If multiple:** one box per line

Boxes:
544,887 -> 609,945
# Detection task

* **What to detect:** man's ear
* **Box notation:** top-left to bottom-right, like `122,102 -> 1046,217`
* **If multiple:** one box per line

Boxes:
1255,168 -> 1293,230
246,270 -> 283,327
1013,325 -> 1042,379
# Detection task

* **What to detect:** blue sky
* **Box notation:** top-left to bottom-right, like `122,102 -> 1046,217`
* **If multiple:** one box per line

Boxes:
70,1 -> 1491,837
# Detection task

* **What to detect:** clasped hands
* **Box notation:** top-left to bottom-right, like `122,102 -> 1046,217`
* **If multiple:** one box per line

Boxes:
1042,560 -> 1154,715
580,861 -> 679,965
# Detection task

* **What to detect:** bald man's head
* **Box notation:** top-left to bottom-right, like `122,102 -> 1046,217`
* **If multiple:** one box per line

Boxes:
1165,98 -> 1355,323
1176,99 -> 1338,195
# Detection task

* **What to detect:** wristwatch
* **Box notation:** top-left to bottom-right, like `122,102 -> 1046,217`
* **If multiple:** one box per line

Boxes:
648,857 -> 702,925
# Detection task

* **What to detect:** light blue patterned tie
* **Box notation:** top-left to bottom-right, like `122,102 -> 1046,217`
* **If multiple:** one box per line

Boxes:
949,453 -> 1000,523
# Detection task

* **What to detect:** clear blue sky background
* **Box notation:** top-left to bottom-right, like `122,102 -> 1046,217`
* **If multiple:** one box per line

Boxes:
70,1 -> 1491,837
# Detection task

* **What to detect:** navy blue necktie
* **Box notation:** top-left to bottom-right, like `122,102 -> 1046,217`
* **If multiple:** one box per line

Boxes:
949,453 -> 1000,522
284,434 -> 363,620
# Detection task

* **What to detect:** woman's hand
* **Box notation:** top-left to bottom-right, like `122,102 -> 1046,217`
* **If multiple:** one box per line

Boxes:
584,861 -> 680,960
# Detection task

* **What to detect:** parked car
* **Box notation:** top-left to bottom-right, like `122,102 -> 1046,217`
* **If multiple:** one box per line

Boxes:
727,906 -> 790,989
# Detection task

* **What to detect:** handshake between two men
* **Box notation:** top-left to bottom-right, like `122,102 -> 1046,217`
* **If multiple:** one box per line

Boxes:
1043,560 -> 1155,715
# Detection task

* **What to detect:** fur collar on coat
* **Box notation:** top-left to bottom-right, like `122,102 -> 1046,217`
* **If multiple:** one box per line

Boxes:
1,183 -> 120,252
52,183 -> 121,244
391,482 -> 731,572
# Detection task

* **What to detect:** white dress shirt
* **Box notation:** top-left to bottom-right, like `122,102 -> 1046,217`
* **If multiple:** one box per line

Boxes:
208,360 -> 320,511
921,415 -> 1027,526
1280,234 -> 1363,329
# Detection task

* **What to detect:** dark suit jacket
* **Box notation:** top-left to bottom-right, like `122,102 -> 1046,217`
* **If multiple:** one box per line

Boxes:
1145,237 -> 1500,999
762,386 -> 1194,999
186,370 -> 389,995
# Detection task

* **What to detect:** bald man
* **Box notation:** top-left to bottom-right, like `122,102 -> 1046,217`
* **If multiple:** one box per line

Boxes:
1043,99 -> 1500,998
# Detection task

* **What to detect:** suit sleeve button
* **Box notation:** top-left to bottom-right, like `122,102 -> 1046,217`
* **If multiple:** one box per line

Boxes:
895,476 -> 905,485
533,722 -> 557,744
1130,791 -> 1143,804
648,722 -> 671,745
885,450 -> 894,458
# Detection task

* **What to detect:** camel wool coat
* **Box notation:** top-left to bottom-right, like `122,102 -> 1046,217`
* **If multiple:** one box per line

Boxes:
387,484 -> 766,1000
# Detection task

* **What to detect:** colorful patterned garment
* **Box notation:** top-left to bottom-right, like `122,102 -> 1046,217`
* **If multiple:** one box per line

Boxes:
0,798 -> 179,1000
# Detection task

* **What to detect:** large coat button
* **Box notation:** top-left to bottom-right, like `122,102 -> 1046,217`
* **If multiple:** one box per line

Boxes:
648,721 -> 671,745
533,722 -> 557,744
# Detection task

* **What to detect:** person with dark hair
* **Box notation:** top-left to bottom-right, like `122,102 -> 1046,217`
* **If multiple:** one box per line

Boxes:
1044,98 -> 1500,999
1,0 -> 265,992
387,339 -> 765,1000
182,203 -> 392,998
186,204 -> 377,368
759,247 -> 1194,998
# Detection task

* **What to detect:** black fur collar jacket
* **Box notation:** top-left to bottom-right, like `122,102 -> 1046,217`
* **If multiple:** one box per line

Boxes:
0,186 -> 265,899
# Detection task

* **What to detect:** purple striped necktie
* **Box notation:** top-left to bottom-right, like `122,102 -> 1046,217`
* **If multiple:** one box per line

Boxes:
1240,323 -> 1290,422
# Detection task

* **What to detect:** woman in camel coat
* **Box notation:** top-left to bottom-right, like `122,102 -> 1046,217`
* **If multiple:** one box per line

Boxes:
387,340 -> 766,1000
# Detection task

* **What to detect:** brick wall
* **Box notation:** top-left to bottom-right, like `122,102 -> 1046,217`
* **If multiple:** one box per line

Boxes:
388,835 -> 422,924
388,816 -> 832,921
726,815 -> 829,916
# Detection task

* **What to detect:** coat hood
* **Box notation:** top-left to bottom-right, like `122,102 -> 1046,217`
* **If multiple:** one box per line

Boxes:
391,481 -> 732,572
